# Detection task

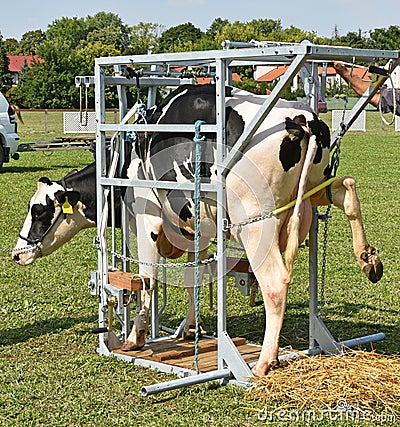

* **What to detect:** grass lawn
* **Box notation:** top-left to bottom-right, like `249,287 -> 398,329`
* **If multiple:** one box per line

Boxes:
0,110 -> 399,426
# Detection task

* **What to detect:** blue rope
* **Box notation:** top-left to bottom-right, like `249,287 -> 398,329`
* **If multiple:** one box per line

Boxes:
193,120 -> 205,374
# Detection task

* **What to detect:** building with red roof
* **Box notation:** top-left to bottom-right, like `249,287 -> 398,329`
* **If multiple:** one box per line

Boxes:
8,55 -> 44,85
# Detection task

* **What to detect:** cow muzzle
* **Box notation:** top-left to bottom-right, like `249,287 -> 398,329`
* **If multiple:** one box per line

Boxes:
12,244 -> 42,266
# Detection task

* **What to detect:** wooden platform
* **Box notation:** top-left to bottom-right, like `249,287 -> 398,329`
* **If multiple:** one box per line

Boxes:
113,336 -> 261,373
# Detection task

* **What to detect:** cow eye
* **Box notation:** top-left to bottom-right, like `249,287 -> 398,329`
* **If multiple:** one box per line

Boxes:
31,204 -> 45,216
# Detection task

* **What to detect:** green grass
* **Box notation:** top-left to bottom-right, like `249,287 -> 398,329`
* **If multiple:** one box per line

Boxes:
0,111 -> 399,426
17,110 -> 118,142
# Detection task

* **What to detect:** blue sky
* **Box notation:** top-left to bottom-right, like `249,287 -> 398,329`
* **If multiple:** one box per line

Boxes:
1,0 -> 399,41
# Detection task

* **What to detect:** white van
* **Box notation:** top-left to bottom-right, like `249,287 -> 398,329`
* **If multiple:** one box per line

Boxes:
0,92 -> 20,171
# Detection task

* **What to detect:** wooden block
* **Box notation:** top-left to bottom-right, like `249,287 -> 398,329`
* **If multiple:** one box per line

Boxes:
226,257 -> 252,273
108,270 -> 150,292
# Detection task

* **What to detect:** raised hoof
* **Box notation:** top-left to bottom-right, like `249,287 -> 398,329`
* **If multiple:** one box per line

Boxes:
360,248 -> 383,283
182,324 -> 207,341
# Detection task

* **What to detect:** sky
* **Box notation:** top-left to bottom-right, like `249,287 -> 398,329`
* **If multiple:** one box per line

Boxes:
1,0 -> 398,42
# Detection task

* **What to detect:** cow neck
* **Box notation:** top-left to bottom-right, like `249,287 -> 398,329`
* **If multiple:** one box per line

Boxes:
59,163 -> 97,223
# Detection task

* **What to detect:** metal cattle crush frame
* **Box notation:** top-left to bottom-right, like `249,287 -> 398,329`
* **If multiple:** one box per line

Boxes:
89,41 -> 400,395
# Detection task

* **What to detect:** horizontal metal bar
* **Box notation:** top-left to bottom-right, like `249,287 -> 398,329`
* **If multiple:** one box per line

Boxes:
141,368 -> 231,396
104,76 -> 195,87
339,332 -> 386,348
98,123 -> 217,133
95,45 -> 400,68
99,177 -> 217,192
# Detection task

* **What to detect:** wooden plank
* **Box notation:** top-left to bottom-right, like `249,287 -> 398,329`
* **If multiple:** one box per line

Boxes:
108,270 -> 150,292
153,337 -> 246,362
113,337 -> 256,374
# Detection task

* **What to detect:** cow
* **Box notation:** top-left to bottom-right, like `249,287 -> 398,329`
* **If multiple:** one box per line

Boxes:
13,84 -> 383,377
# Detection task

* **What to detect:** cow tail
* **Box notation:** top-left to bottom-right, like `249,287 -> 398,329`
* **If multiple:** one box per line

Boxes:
285,133 -> 318,283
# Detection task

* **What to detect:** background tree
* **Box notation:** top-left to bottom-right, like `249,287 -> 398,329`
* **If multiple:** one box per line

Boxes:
269,25 -> 316,43
3,38 -> 19,55
155,22 -> 203,53
0,34 -> 12,94
18,30 -> 46,55
9,13 -> 130,108
85,12 -> 131,54
332,29 -> 368,48
129,22 -> 164,55
5,15 -> 400,109
201,18 -> 230,49
368,25 -> 400,50
215,21 -> 261,47
76,41 -> 122,107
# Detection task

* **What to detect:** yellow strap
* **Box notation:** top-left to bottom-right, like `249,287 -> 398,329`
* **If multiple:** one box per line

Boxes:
273,177 -> 338,216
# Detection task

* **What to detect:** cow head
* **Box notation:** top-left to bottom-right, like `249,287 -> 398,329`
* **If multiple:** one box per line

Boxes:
13,176 -> 95,266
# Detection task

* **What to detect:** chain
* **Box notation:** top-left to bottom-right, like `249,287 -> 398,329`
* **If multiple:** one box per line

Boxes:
93,237 -> 216,269
223,211 -> 276,231
318,205 -> 331,317
0,244 -> 37,254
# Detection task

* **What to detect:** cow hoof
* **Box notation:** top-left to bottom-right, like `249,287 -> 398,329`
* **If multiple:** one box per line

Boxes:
251,360 -> 279,377
120,330 -> 146,351
360,247 -> 383,283
120,340 -> 145,351
182,324 -> 207,340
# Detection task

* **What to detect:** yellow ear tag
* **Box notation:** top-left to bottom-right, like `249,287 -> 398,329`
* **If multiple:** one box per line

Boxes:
62,196 -> 73,214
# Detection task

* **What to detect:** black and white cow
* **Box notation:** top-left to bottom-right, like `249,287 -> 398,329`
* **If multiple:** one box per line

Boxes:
13,84 -> 383,377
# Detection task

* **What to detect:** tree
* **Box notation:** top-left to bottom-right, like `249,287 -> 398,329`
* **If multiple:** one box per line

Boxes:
18,30 -> 46,55
3,38 -> 19,55
76,41 -> 122,107
215,21 -> 262,47
11,13 -> 131,108
129,22 -> 164,55
0,34 -> 12,94
206,18 -> 230,39
155,23 -> 203,53
269,25 -> 316,43
251,19 -> 282,38
46,16 -> 87,49
85,12 -> 131,53
333,29 -> 368,49
368,25 -> 400,50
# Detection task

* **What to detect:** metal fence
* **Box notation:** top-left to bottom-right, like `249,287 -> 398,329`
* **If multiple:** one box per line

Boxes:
332,109 -> 366,131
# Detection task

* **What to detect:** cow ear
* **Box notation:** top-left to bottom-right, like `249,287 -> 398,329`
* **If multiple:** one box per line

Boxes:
54,190 -> 81,214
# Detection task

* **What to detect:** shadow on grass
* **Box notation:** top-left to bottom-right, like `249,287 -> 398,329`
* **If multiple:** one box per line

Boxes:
1,164 -> 88,174
0,314 -> 97,346
159,298 -> 398,354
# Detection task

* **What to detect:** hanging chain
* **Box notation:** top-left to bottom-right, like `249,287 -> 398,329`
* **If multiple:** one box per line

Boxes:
93,238 -> 216,269
318,205 -> 331,317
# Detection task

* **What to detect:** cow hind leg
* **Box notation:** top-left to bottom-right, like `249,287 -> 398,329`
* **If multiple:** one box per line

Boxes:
330,176 -> 383,283
121,210 -> 161,351
240,222 -> 289,377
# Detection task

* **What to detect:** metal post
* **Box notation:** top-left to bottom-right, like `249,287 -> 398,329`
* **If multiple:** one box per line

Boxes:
115,64 -> 131,342
94,59 -> 110,355
309,207 -> 319,349
215,58 -> 253,385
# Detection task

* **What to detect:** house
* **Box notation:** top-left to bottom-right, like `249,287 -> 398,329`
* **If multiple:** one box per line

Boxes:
255,64 -> 340,93
8,55 -> 44,85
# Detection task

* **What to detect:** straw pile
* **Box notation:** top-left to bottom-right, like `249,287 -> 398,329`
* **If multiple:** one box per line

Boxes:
249,349 -> 400,414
